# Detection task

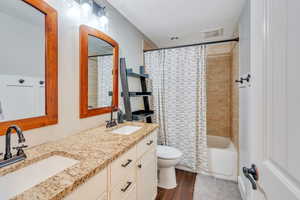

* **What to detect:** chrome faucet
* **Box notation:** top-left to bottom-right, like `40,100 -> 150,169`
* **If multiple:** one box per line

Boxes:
0,125 -> 27,168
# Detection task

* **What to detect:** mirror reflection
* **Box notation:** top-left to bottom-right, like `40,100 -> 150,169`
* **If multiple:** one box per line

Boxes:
88,35 -> 114,109
0,0 -> 45,122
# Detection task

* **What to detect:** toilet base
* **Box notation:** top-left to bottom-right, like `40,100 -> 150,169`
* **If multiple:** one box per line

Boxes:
158,166 -> 177,189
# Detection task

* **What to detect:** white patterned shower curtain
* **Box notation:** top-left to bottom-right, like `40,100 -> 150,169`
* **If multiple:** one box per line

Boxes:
144,46 -> 208,173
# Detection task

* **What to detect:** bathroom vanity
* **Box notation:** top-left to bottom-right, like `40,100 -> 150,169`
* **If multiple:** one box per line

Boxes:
0,122 -> 158,200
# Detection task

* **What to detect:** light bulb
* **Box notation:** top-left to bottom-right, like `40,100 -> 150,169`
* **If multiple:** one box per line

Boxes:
81,2 -> 92,13
99,15 -> 108,25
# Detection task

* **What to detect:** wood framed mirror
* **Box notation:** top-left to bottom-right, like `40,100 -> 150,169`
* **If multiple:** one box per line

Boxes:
80,25 -> 119,118
0,0 -> 58,134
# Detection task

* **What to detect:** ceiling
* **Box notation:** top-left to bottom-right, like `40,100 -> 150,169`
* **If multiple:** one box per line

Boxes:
106,0 -> 246,48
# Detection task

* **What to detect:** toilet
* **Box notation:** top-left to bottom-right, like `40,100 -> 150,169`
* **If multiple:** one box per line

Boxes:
157,145 -> 183,189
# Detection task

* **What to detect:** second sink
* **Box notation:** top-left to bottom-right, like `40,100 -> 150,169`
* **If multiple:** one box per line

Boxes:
111,125 -> 142,135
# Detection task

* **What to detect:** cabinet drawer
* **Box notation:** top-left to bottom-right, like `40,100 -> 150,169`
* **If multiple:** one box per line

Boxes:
137,130 -> 157,158
111,168 -> 136,200
64,167 -> 107,200
111,145 -> 137,187
125,185 -> 137,200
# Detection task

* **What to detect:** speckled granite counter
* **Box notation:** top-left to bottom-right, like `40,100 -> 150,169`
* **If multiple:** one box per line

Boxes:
0,122 -> 158,200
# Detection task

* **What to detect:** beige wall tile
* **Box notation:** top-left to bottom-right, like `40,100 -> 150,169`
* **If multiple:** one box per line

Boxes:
231,43 -> 239,149
207,54 -> 232,138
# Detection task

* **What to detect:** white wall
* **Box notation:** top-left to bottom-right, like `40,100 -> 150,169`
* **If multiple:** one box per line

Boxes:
0,0 -> 150,151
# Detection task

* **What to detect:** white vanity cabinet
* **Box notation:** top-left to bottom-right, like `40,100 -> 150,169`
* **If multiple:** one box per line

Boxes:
136,131 -> 157,200
137,149 -> 157,200
64,167 -> 108,200
64,130 -> 157,200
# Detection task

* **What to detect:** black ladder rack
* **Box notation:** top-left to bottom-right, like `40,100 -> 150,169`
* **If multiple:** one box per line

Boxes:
120,58 -> 153,123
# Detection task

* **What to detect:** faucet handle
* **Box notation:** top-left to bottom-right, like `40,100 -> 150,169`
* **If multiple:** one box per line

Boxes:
13,144 -> 28,150
13,144 -> 28,156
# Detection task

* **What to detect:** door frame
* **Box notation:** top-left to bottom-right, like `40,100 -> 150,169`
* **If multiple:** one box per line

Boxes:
248,0 -> 267,199
239,0 -> 268,199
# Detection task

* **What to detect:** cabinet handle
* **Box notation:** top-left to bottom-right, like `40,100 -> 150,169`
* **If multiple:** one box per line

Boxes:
147,140 -> 154,146
121,181 -> 132,192
121,159 -> 132,167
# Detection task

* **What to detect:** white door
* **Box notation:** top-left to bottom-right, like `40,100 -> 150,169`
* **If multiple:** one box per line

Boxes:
243,0 -> 300,199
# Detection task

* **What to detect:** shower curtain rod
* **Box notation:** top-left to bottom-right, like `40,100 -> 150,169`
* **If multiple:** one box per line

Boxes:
144,38 -> 239,52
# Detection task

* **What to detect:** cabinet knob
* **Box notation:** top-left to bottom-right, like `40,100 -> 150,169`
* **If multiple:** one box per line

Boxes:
138,164 -> 142,169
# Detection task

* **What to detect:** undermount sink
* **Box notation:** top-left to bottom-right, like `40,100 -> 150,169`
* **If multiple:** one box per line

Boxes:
0,155 -> 79,200
111,125 -> 142,135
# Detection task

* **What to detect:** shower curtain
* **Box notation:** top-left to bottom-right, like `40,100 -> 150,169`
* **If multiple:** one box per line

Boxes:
145,46 -> 208,173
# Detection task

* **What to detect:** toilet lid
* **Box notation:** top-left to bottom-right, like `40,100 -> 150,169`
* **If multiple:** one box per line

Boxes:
157,145 -> 182,159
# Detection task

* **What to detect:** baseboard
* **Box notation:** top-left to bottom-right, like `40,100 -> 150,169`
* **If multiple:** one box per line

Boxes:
238,175 -> 247,200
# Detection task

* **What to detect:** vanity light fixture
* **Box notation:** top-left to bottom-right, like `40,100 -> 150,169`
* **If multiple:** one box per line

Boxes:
80,0 -> 93,13
65,0 -> 109,24
97,6 -> 108,25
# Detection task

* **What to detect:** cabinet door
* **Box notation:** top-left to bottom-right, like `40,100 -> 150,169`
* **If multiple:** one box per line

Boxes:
63,168 -> 107,200
137,149 -> 157,200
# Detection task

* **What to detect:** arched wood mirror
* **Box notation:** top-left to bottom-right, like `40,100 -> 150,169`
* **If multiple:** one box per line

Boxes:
0,0 -> 58,133
79,25 -> 119,118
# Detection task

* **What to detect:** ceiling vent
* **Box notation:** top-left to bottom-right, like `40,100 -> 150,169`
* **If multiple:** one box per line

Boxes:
202,28 -> 224,39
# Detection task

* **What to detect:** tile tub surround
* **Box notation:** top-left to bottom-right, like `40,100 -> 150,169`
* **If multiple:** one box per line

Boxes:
206,43 -> 239,149
0,122 -> 158,200
207,54 -> 232,138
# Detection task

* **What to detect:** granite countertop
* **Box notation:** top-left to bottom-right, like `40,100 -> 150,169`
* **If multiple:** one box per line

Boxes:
0,122 -> 158,200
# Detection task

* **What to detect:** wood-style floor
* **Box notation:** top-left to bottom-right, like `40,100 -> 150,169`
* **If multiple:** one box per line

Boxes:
155,169 -> 197,200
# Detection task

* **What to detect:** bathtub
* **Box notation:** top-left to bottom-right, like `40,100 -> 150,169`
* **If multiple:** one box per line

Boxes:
204,135 -> 238,181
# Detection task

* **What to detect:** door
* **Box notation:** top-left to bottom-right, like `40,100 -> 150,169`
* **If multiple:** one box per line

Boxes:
243,0 -> 300,199
137,149 -> 157,200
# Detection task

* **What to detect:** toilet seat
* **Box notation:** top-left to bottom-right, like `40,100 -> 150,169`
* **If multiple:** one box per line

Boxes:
157,145 -> 182,160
